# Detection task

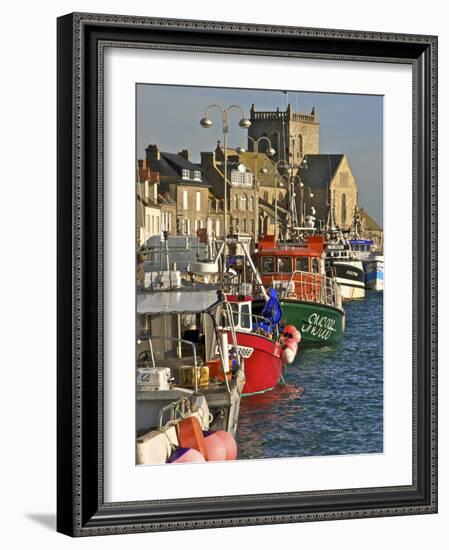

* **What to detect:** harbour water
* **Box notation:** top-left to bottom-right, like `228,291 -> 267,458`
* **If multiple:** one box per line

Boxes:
236,292 -> 383,460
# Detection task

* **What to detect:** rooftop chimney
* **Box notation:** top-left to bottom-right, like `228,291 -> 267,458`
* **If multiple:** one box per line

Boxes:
200,151 -> 216,169
145,144 -> 160,164
178,149 -> 190,161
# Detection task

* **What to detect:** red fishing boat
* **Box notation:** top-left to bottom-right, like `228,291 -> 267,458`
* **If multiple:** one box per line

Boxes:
222,293 -> 300,397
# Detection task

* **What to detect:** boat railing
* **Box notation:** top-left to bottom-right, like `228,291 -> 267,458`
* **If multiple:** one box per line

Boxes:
275,270 -> 342,310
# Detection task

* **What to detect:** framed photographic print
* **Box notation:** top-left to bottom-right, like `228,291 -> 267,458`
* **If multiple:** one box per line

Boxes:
57,12 -> 438,536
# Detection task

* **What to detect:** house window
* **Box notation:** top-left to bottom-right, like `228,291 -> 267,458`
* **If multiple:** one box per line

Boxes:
183,190 -> 188,210
193,170 -> 201,181
242,218 -> 247,232
196,191 -> 201,211
153,184 -> 158,202
249,196 -> 254,211
341,193 -> 347,225
182,169 -> 190,180
215,219 -> 220,237
231,170 -> 252,186
233,194 -> 238,210
240,194 -> 247,210
186,219 -> 191,234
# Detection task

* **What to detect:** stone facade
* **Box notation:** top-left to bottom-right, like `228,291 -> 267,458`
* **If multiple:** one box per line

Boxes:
173,184 -> 211,235
248,104 -> 319,165
297,154 -> 358,231
330,156 -> 358,230
136,160 -> 161,246
200,149 -> 257,238
145,145 -> 211,236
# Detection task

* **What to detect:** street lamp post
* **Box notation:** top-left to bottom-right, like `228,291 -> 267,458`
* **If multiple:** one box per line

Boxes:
236,136 -> 276,242
272,159 -> 290,241
301,185 -> 314,226
200,104 -> 251,238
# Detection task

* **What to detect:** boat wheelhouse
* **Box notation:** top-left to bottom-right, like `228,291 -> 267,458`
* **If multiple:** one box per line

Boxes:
254,235 -> 345,344
349,238 -> 384,291
323,231 -> 365,300
136,289 -> 245,465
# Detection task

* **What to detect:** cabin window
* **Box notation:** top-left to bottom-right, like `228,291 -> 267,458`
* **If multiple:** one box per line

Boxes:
312,258 -> 319,273
278,256 -> 293,273
241,304 -> 251,329
295,257 -> 309,272
229,303 -> 239,327
261,256 -> 275,273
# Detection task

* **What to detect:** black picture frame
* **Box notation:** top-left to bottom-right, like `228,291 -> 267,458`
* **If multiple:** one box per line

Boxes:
57,12 -> 438,537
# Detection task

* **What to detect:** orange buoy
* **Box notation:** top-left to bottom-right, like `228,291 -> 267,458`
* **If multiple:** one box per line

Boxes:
283,325 -> 301,343
214,430 -> 238,461
176,416 -> 207,458
203,431 -> 227,461
168,447 -> 206,463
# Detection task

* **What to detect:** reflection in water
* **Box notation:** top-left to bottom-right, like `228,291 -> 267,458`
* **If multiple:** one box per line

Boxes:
236,292 -> 383,460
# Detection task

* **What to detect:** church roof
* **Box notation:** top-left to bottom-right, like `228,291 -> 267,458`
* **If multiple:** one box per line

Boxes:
358,207 -> 382,231
298,154 -> 344,188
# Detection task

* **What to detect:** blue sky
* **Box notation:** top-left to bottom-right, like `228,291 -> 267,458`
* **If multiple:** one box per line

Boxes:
137,84 -> 383,224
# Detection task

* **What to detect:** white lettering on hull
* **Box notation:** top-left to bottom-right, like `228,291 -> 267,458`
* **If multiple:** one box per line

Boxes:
301,313 -> 337,341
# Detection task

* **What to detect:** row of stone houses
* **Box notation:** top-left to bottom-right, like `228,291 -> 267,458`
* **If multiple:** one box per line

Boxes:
137,104 -> 381,244
137,144 -> 361,242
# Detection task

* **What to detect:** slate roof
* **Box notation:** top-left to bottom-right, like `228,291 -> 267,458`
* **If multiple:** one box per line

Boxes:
297,154 -> 344,189
149,152 -> 210,187
359,207 -> 382,231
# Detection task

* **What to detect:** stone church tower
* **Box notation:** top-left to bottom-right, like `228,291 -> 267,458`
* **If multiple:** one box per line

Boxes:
248,103 -> 319,164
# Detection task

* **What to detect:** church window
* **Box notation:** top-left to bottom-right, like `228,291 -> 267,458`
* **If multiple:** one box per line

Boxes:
341,193 -> 347,226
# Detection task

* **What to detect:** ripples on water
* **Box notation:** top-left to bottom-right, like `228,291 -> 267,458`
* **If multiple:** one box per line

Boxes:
236,292 -> 383,459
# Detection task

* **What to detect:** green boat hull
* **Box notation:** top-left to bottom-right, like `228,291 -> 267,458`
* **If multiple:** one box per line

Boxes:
280,299 -> 345,344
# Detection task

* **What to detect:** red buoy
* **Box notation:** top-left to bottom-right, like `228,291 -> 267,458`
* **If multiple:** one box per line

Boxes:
168,447 -> 206,463
203,431 -> 227,461
214,430 -> 238,461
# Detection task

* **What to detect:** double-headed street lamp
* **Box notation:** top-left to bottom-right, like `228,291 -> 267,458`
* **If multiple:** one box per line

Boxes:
236,135 -> 276,241
200,104 -> 251,237
300,184 -> 314,226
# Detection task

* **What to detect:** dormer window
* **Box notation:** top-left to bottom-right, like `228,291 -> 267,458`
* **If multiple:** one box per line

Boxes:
182,169 -> 190,180
193,170 -> 201,181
